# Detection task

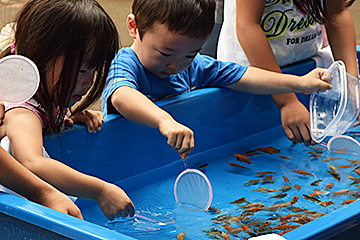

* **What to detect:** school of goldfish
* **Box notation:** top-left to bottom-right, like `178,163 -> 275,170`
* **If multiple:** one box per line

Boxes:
177,145 -> 360,240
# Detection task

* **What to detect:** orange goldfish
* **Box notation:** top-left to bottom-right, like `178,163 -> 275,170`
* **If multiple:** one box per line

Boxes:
262,175 -> 274,183
244,179 -> 261,186
327,170 -> 341,182
292,170 -> 313,176
177,232 -> 186,240
279,155 -> 291,160
271,193 -> 288,199
291,196 -> 299,205
242,202 -> 264,208
280,213 -> 293,222
230,197 -> 247,204
326,182 -> 334,190
243,206 -> 264,213
290,217 -> 311,224
333,189 -> 350,197
337,165 -> 352,168
355,168 -> 360,176
279,185 -> 292,192
291,207 -> 309,212
309,190 -> 326,197
253,188 -> 278,193
319,201 -> 334,207
227,162 -> 250,169
322,157 -> 341,162
259,221 -> 271,228
303,194 -> 320,202
242,149 -> 262,156
283,176 -> 290,183
222,232 -> 230,240
294,184 -> 301,191
256,171 -> 276,176
272,224 -> 299,230
348,175 -> 360,184
329,165 -> 338,173
342,199 -> 359,205
198,163 -> 209,169
241,224 -> 251,231
256,147 -> 281,154
310,180 -> 322,186
234,153 -> 252,164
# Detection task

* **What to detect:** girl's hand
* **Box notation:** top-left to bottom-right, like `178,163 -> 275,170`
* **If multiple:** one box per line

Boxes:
37,188 -> 83,220
158,119 -> 194,160
65,110 -> 104,133
0,100 -> 4,126
96,183 -> 135,221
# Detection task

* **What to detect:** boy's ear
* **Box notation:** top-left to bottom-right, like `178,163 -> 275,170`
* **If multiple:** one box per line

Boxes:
127,14 -> 138,39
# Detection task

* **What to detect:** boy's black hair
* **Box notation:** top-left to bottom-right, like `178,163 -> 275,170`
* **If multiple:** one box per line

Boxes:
293,0 -> 355,23
132,0 -> 216,40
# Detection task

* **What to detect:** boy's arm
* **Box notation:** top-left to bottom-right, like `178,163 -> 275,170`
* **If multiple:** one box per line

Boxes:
226,67 -> 331,94
235,0 -> 318,146
111,86 -> 194,160
325,0 -> 358,78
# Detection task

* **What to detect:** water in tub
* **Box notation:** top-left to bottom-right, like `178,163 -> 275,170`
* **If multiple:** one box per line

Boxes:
80,129 -> 360,239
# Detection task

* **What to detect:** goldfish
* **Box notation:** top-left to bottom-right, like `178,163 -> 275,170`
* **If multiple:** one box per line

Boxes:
355,168 -> 360,176
241,224 -> 251,231
242,149 -> 261,156
230,197 -> 247,204
283,176 -> 290,183
279,185 -> 292,192
227,162 -> 250,169
234,153 -> 252,164
266,216 -> 279,221
208,206 -> 222,214
253,188 -> 278,193
327,170 -> 341,182
272,224 -> 299,230
291,196 -> 299,205
348,175 -> 360,184
341,199 -> 359,205
242,202 -> 264,209
318,201 -> 334,207
244,179 -> 261,186
347,159 -> 360,166
329,165 -> 338,173
303,194 -> 320,202
326,182 -> 334,190
290,217 -> 311,224
279,155 -> 291,160
262,175 -> 274,183
268,202 -> 291,210
337,165 -> 352,168
256,147 -> 281,154
292,170 -> 313,176
197,163 -> 209,169
294,184 -> 301,191
271,193 -> 288,199
309,190 -> 326,197
310,180 -> 322,186
256,171 -> 276,176
280,214 -> 293,222
291,207 -> 309,212
243,206 -> 264,213
322,157 -> 341,162
222,232 -> 230,240
177,231 -> 186,240
333,189 -> 350,197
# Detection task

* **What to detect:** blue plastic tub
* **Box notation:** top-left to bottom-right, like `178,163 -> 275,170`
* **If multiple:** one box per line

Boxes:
0,54 -> 359,239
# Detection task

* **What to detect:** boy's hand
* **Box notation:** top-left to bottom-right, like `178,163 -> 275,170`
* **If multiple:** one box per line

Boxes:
96,183 -> 135,221
299,68 -> 332,94
65,110 -> 104,133
158,119 -> 194,160
0,100 -> 4,126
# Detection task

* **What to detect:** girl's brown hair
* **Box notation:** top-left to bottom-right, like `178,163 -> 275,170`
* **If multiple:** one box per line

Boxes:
2,0 -> 119,133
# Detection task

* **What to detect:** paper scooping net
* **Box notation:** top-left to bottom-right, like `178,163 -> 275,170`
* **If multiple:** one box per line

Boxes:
0,55 -> 40,103
174,160 -> 213,211
327,135 -> 360,156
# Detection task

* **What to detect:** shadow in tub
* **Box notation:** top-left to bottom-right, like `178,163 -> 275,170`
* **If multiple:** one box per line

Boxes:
77,126 -> 360,240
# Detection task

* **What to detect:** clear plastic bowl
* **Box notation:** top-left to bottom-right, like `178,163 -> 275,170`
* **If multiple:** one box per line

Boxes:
310,61 -> 360,143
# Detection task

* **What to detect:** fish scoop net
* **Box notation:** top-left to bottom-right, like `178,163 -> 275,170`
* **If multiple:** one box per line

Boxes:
327,135 -> 360,156
174,164 -> 213,211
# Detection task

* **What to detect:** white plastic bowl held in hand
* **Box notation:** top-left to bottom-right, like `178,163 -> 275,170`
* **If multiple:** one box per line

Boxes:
310,61 -> 360,143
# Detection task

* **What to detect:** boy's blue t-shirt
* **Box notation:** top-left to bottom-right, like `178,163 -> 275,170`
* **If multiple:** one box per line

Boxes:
102,47 -> 248,115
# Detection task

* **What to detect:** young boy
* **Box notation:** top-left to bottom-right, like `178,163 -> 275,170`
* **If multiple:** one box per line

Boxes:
102,0 -> 332,160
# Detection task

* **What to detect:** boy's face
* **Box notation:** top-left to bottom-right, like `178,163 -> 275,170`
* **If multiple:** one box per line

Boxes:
130,20 -> 207,79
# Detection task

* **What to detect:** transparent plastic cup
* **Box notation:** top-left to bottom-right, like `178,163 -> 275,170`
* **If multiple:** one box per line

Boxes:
310,61 -> 360,143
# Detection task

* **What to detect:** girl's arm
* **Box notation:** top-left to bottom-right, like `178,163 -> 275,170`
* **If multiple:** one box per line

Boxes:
235,0 -> 318,146
111,86 -> 194,160
0,146 -> 83,219
325,0 -> 358,77
4,107 -> 134,220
